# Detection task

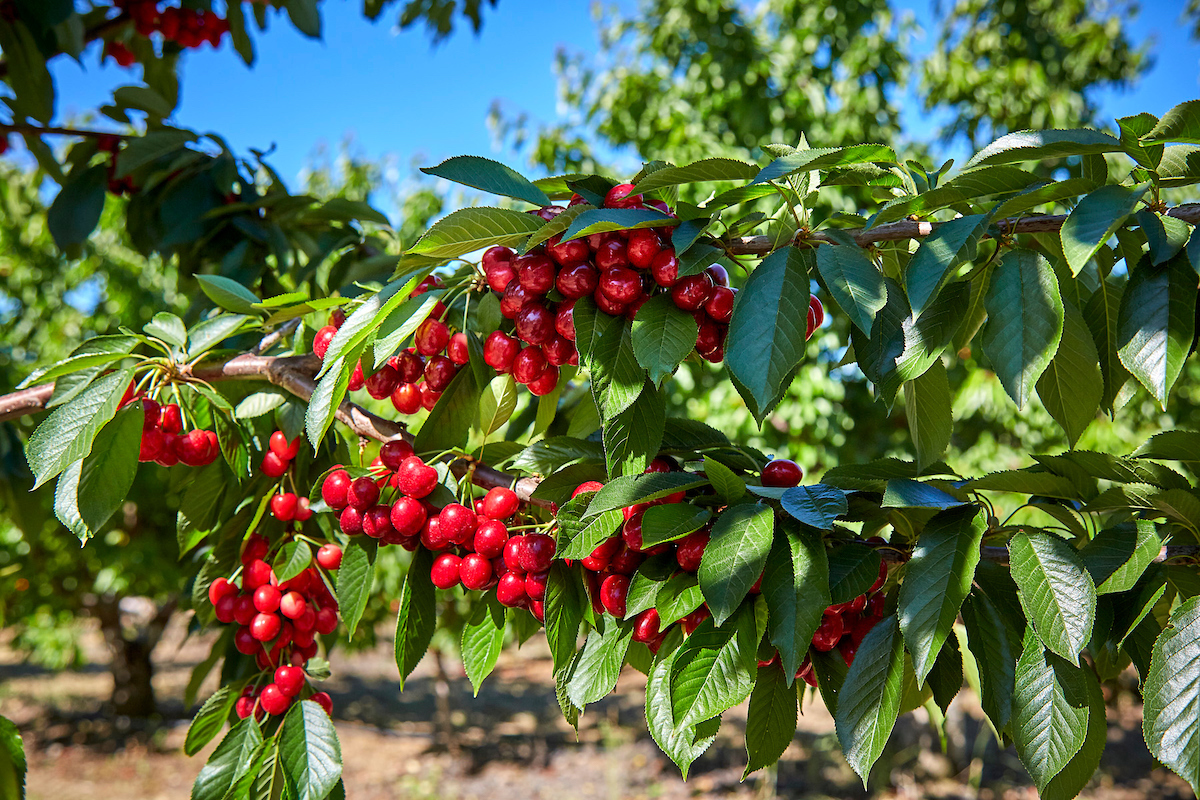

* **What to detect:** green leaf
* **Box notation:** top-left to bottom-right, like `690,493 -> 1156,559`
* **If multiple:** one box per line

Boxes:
631,295 -> 699,386
408,207 -> 544,258
478,374 -> 517,435
304,347 -> 357,450
1083,277 -> 1129,412
1009,531 -> 1096,663
1137,209 -> 1192,265
631,157 -> 759,193
981,249 -> 1065,408
828,544 -> 882,605
645,632 -> 720,778
905,214 -> 990,316
271,541 -> 312,584
640,503 -> 712,548
1036,302 -> 1103,447
26,368 -> 134,489
1010,630 -> 1092,792
744,662 -> 798,776
927,635 -> 964,712
1081,521 -> 1162,595
187,314 -> 250,359
1143,99 -> 1200,144
961,592 -> 1019,734
115,129 -> 198,177
1041,663 -> 1106,800
1060,184 -> 1148,276
763,523 -> 830,680
197,275 -> 261,315
185,685 -> 237,756
698,502 -> 774,625
556,508 -> 623,560
992,177 -> 1097,220
545,562 -> 584,674
814,237 -> 887,336
1157,145 -> 1200,187
234,391 -> 287,419
835,615 -> 905,785
1135,431 -> 1200,463
590,323 -> 646,419
882,479 -> 964,509
335,539 -> 377,639
395,548 -> 436,689
0,20 -> 54,123
191,718 -> 263,800
567,619 -> 634,707
585,473 -> 709,517
144,312 -> 187,350
778,484 -> 846,531
669,604 -> 759,727
1117,252 -> 1198,407
420,155 -> 550,206
0,714 -> 25,800
47,165 -> 107,252
412,363 -> 483,454
1143,596 -> 1200,794
701,456 -> 746,504
561,208 -> 675,242
601,383 -> 666,477
17,335 -> 138,389
282,0 -> 321,36
461,593 -> 506,695
279,700 -> 342,800
53,404 -> 141,543
726,246 -> 812,423
753,144 -> 897,184
965,129 -> 1124,168
898,506 -> 985,683
656,572 -> 706,625
903,358 -> 952,469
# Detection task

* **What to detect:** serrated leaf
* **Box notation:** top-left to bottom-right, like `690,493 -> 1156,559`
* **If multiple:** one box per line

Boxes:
585,472 -> 709,517
669,604 -> 759,727
335,539 -> 377,639
409,207 -> 544,258
763,523 -> 830,680
47,164 -> 107,252
273,542 -> 313,584
54,405 -> 141,543
903,358 -> 952,469
0,714 -> 25,800
632,158 -> 759,193
544,562 -> 584,674
478,374 -> 517,435
656,572 -> 706,625
26,368 -> 134,489
726,246 -> 812,423
828,544 -> 882,605
1009,531 -> 1096,662
631,295 -> 699,386
197,275 -> 261,315
898,506 -> 985,683
905,214 -> 990,316
461,593 -> 506,695
744,662 -> 798,776
961,592 -> 1019,734
1143,99 -> 1200,144
640,503 -> 712,547
556,508 -> 623,560
1117,252 -> 1198,407
698,502 -> 774,625
185,685 -> 237,757
187,314 -> 250,359
779,484 -> 847,530
17,334 -> 138,389
1010,629 -> 1091,791
279,700 -> 342,800
603,382 -> 664,477
1143,596 -> 1200,795
412,362 -> 483,454
561,208 -> 675,242
1060,184 -> 1148,276
395,548 -> 436,689
965,129 -> 1124,168
191,718 -> 263,800
753,144 -> 897,185
1083,277 -> 1129,412
882,479 -> 964,509
421,155 -> 550,206
1081,521 -> 1162,595
304,347 -> 358,450
1036,302 -> 1103,447
1135,431 -> 1200,463
835,615 -> 905,785
567,619 -> 634,707
645,632 -> 720,778
815,237 -> 887,336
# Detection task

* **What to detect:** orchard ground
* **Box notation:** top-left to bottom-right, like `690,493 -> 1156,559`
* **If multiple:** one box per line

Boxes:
1,619 -> 1189,800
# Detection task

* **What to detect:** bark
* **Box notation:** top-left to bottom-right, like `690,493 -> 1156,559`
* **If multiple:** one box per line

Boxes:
86,595 -> 177,717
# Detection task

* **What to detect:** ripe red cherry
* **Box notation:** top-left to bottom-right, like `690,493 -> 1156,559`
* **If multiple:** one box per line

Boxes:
390,495 -> 428,537
280,592 -> 307,620
516,253 -> 556,295
460,553 -> 494,591
274,665 -> 305,697
483,331 -> 520,372
500,280 -> 537,319
496,572 -> 528,607
234,625 -> 259,655
600,574 -> 630,617
627,229 -> 663,269
439,503 -> 478,546
609,543 -> 643,575
679,605 -> 711,634
208,577 -> 237,606
474,519 -> 510,559
572,481 -> 605,498
512,346 -> 549,384
315,607 -> 339,635
695,318 -> 722,356
430,553 -> 462,589
261,450 -> 289,477
555,263 -> 600,299
480,487 -> 519,520
244,559 -> 276,590
329,308 -> 347,328
534,205 -> 564,221
362,505 -> 394,539
420,384 -> 441,410
621,514 -> 645,552
364,364 -> 400,399
348,361 -> 365,391
518,533 -> 556,573
676,530 -> 710,572
650,249 -> 679,287
672,273 -> 714,311
704,286 -> 735,323
547,234 -> 590,268
599,267 -> 641,304
809,295 -> 825,330
415,318 -> 450,356
593,288 -> 627,316
632,608 -> 661,643
311,692 -> 334,715
447,332 -> 470,366
812,613 -> 844,651
391,351 -> 425,384
259,684 -> 291,716
315,544 -> 342,571
379,439 -> 415,471
541,335 -> 573,367
266,432 -> 298,461
250,612 -> 282,642
503,536 -> 527,575
235,695 -> 258,720
421,516 -> 449,551
604,183 -> 643,209
595,238 -> 630,271
155,402 -> 183,435
313,325 -> 337,359
254,584 -> 282,614
347,477 -> 379,511
761,458 -> 803,487
580,535 -> 621,572
515,304 -> 554,345
391,383 -> 422,415
424,355 -> 458,392
527,366 -> 559,396
554,302 -> 576,341
339,506 -> 364,536
396,456 -> 439,498
483,246 -> 515,291
232,595 -> 257,626
270,492 -> 297,521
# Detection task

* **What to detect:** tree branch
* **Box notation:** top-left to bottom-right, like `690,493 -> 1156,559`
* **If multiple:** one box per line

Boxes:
724,202 -> 1200,254
0,122 -> 131,140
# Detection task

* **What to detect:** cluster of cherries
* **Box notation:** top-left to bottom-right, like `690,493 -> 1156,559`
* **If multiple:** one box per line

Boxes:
208,535 -> 344,718
791,557 -> 888,686
476,184 -> 825,396
312,280 -> 470,414
121,390 -> 220,467
320,440 -> 552,617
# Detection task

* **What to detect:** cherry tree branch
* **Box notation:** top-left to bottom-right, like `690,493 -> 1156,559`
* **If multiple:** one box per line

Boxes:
724,202 -> 1200,254
0,122 -> 132,140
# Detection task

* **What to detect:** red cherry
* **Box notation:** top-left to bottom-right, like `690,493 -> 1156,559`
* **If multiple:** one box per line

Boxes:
473,519 -> 510,559
534,206 -> 565,221
160,404 -> 185,434
279,592 -> 307,620
604,183 -> 643,209
390,351 -> 425,384
480,487 -> 519,520
251,612 -> 282,642
527,366 -> 560,396
347,477 -> 379,511
679,605 -> 711,634
311,692 -> 334,715
484,331 -> 521,372
274,665 -> 305,697
391,382 -> 422,415
270,492 -> 297,521
621,514 -> 645,552
460,553 -> 494,591
421,516 -> 450,551
706,263 -> 730,287
379,439 -> 415,471
500,280 -> 537,319
214,594 -> 237,623
547,234 -> 590,268
362,505 -> 394,539
483,246 -> 516,292
869,560 -> 888,595
208,577 -> 237,607
600,574 -> 630,617
235,695 -> 258,719
676,530 -> 710,572
430,553 -> 462,589
233,595 -> 257,626
650,249 -> 679,287
704,286 -> 736,323
515,533 -> 553,572
244,559 -> 276,590
496,572 -> 528,607
270,431 -> 301,460
420,384 -> 441,410
812,613 -> 844,652
424,355 -> 458,392
672,273 -> 715,311
253,584 -> 282,614
395,456 -> 439,498
554,302 -> 576,341
555,263 -> 600,299
315,544 -> 342,571
313,326 -> 337,361
439,503 -> 479,546
761,459 -> 803,487
322,470 -> 351,509
140,398 -> 161,432
348,361 -> 365,392
329,308 -> 347,328
572,481 -> 605,499
447,332 -> 470,366
389,495 -> 428,537
512,346 -> 549,384
609,543 -> 643,575
413,318 -> 448,356
259,684 -> 291,715
261,450 -> 289,477
580,534 -> 620,572
632,608 -> 661,643
542,335 -> 575,367
339,506 -> 364,536
627,229 -> 663,269
598,267 -> 641,304
364,364 -> 400,400
595,238 -> 631,271
503,536 -> 527,575
809,295 -> 825,333
234,625 -> 259,655
593,287 -> 628,316
315,607 -> 339,635
515,304 -> 555,346
516,253 -> 556,295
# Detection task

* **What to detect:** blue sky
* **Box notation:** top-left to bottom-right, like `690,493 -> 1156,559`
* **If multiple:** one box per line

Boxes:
45,0 -> 1200,192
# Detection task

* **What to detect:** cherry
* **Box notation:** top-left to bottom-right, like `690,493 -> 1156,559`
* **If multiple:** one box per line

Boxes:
208,577 -> 237,607
339,506 -> 364,536
362,505 -> 394,539
234,625 -> 260,655
430,553 -> 462,589
322,470 -> 351,509
483,246 -> 515,287
593,289 -> 627,316
572,481 -> 605,498
391,383 -> 422,415
646,457 -> 674,473
364,364 -> 400,400
500,280 -> 537,319
812,613 -> 844,651
761,458 -> 803,487
348,361 -> 366,392
676,530 -> 710,572
314,607 -> 339,635
347,477 -> 379,511
460,553 -> 494,591
420,385 -> 441,410
139,398 -> 161,432
600,574 -> 630,617
329,308 -> 347,328
313,326 -> 337,360
251,612 -> 282,642
277,592 -> 306,621
448,332 -> 470,366
421,516 -> 450,551
270,492 -> 297,521
396,456 -> 439,498
695,319 -> 722,356
483,331 -> 520,372
604,183 -> 643,209
519,570 -> 546,602
704,286 -> 736,323
424,355 -> 458,392
621,514 -> 645,552
480,487 -> 519,520
595,238 -> 631,271
389,495 -> 427,537
439,503 -> 478,546
599,267 -> 641,304
259,684 -> 290,715
413,318 -> 448,356
315,544 -> 343,572
261,450 -> 289,477
175,429 -> 211,466
869,560 -> 888,595
808,295 -> 825,336
496,572 -> 528,607
275,665 -> 306,697
555,263 -> 600,299
679,605 -> 711,634
516,253 -> 556,295
233,595 -> 258,626
706,263 -> 730,287
672,273 -> 715,311
311,692 -> 334,715
515,303 -> 555,345
547,234 -> 590,268
609,543 -> 643,575
391,351 -> 425,384
379,439 -> 415,471
503,536 -> 527,575
269,431 -> 301,460
254,584 -> 282,614
473,519 -> 510,559
244,559 -> 276,590
581,535 -> 620,572
554,302 -> 576,341
627,229 -> 663,269
235,695 -> 259,720
632,608 -> 661,643
534,205 -> 565,221
650,249 -> 679,287
542,335 -> 575,367
512,346 -> 549,384
214,594 -> 237,623
528,366 -> 560,396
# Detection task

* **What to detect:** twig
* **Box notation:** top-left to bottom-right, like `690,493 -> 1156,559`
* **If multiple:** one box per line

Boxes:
0,122 -> 131,140
251,318 -> 302,355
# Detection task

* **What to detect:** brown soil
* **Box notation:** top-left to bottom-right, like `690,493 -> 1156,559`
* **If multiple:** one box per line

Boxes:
0,619 -> 1193,800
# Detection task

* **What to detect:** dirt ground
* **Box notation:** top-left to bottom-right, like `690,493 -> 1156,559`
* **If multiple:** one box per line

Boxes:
0,618 -> 1194,800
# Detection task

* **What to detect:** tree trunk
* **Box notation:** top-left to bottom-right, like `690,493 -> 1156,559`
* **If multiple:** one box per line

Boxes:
87,594 -> 176,717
